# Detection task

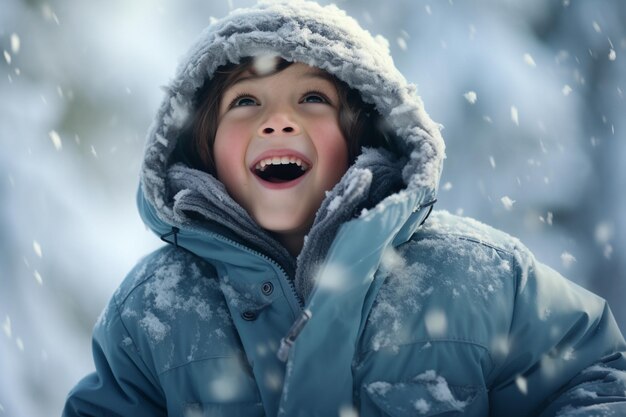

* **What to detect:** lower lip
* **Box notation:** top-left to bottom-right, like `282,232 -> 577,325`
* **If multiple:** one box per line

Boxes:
252,170 -> 310,190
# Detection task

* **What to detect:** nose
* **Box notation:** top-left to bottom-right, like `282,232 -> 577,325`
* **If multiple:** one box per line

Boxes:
258,113 -> 301,137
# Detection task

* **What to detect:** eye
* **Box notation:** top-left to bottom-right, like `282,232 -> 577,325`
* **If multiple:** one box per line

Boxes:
301,91 -> 329,104
229,93 -> 259,108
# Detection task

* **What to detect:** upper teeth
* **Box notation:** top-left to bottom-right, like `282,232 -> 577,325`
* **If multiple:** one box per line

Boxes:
255,156 -> 310,172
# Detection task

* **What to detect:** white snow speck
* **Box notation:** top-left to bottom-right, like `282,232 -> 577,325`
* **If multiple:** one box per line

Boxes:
33,240 -> 43,258
316,263 -> 349,291
539,212 -> 554,225
11,33 -> 21,54
592,21 -> 601,33
572,388 -> 598,399
381,246 -> 406,271
603,244 -> 613,259
49,131 -> 62,150
425,309 -> 447,337
500,196 -> 515,210
491,335 -> 510,357
34,270 -> 43,285
608,49 -> 616,61
3,50 -> 11,65
515,375 -> 528,395
41,4 -> 60,24
562,85 -> 572,96
414,370 -> 468,410
209,375 -> 240,401
2,316 -> 11,339
16,337 -> 24,351
562,347 -> 575,361
338,405 -> 359,417
594,222 -> 613,244
463,91 -> 477,104
560,252 -> 576,268
489,156 -> 496,169
0,402 -> 4,412
523,53 -> 536,67
510,106 -> 519,126
253,54 -> 279,76
265,371 -> 283,391
91,145 -> 98,158
414,398 -> 431,414
442,182 -> 453,191
140,311 -> 169,342
425,5 -> 432,15
367,381 -> 392,396
397,37 -> 407,51
327,195 -> 343,212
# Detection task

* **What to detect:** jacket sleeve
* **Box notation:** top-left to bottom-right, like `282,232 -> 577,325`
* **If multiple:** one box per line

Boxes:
488,247 -> 626,416
62,298 -> 166,417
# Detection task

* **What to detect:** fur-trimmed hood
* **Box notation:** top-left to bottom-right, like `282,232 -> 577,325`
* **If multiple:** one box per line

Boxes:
137,0 -> 445,300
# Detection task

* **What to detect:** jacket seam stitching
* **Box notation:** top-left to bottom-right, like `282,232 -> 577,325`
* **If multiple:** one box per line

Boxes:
111,293 -> 165,395
359,338 -> 495,369
158,355 -> 246,377
116,272 -> 157,306
410,233 -> 516,257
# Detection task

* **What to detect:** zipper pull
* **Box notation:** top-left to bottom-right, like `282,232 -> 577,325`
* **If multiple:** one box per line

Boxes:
277,309 -> 312,362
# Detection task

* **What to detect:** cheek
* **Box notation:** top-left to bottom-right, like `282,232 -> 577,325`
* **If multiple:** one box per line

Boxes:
313,123 -> 349,183
213,123 -> 249,187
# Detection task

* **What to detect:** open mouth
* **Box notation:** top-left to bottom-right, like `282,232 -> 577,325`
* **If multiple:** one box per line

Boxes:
253,156 -> 310,184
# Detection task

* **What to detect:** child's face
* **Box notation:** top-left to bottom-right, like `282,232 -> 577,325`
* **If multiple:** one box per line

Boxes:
213,62 -> 349,253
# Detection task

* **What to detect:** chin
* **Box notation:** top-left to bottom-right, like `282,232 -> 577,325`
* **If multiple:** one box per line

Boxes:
255,214 -> 312,236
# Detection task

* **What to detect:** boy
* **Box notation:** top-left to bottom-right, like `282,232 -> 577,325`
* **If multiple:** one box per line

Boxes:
64,1 -> 626,416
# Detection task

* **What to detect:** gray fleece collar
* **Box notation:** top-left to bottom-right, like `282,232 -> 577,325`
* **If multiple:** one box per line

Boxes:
138,0 -> 445,301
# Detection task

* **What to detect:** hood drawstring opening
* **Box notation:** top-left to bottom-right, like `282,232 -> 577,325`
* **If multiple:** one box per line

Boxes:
160,227 -> 180,247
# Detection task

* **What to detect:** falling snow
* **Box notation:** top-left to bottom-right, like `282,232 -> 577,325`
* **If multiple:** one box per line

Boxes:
33,241 -> 43,258
510,106 -> 519,126
209,375 -> 240,401
606,49 -> 617,62
500,196 -> 515,210
515,375 -> 528,395
464,91 -> 477,104
253,54 -> 279,76
397,37 -> 407,51
34,270 -> 43,285
560,252 -> 576,268
11,33 -> 21,54
523,53 -> 537,67
424,309 -> 447,337
562,85 -> 573,96
48,131 -> 62,150
2,316 -> 11,339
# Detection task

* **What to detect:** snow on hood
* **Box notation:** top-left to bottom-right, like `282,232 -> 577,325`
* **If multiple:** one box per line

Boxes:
139,0 -> 445,226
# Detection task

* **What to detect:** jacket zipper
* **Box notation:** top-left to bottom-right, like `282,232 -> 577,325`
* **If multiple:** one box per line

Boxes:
204,231 -> 305,310
206,233 -> 310,361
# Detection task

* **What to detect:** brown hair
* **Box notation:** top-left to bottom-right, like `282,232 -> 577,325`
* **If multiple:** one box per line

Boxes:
173,57 -> 388,175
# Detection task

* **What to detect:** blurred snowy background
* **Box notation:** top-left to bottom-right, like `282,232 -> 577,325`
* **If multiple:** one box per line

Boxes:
0,0 -> 624,415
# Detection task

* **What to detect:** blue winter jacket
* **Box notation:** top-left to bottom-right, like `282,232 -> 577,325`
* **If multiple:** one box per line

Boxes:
63,1 -> 626,416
